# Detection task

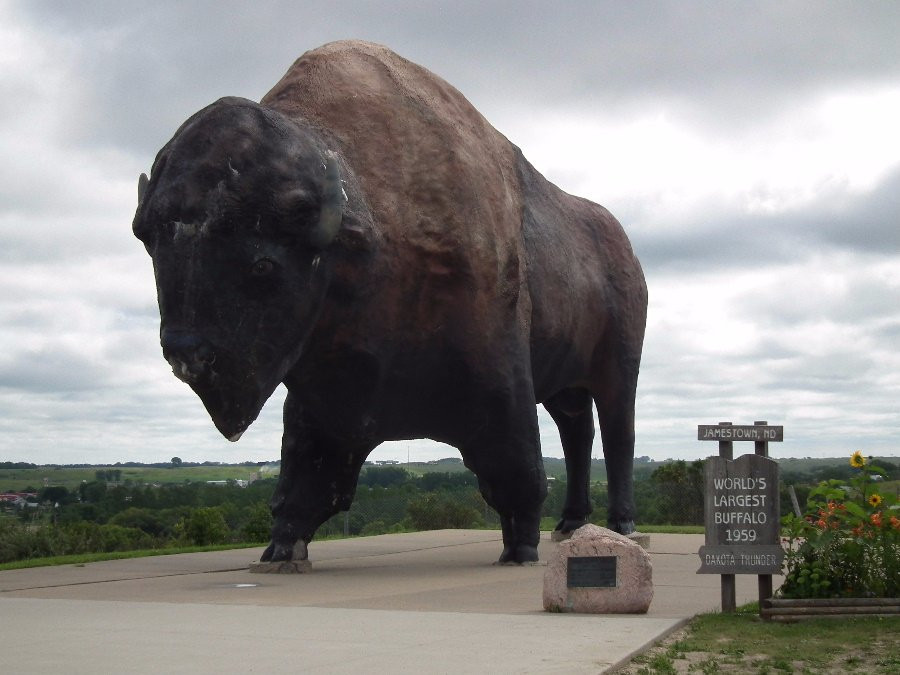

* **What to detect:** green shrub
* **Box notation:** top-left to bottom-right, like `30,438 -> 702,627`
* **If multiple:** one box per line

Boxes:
109,507 -> 168,537
407,493 -> 484,530
240,503 -> 272,542
176,507 -> 230,546
780,452 -> 899,598
0,520 -> 154,563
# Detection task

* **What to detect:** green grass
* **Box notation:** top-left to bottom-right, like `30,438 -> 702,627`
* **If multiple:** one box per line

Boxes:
0,465 -> 267,491
0,542 -> 267,571
0,457 -> 611,491
636,524 -> 704,534
0,530 -> 372,571
7,458 -> 895,493
0,525 -> 702,571
621,603 -> 900,674
538,519 -> 703,534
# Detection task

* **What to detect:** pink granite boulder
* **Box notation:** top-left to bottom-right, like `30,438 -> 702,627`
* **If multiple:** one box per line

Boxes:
543,524 -> 653,613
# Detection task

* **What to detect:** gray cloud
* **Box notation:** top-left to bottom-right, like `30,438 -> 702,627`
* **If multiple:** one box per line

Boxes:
2,1 -> 899,464
16,1 -> 900,154
0,346 -> 110,393
630,164 -> 900,273
794,170 -> 900,253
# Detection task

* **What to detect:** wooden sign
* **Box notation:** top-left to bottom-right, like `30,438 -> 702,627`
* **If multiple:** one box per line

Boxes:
698,425 -> 783,442
697,454 -> 782,574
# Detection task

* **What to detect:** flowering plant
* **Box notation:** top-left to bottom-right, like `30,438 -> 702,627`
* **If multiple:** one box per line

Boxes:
779,452 -> 898,598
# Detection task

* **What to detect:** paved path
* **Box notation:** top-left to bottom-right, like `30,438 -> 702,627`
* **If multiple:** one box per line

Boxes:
0,531 -> 779,673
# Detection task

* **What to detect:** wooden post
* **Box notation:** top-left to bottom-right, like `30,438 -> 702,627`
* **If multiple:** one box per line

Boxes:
754,420 -> 774,617
719,422 -> 736,613
788,485 -> 802,517
719,421 -> 734,461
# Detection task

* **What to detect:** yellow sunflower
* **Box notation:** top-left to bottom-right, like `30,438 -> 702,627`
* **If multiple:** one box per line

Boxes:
850,451 -> 866,468
868,494 -> 882,508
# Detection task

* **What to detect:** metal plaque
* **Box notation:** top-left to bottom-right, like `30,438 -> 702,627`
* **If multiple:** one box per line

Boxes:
567,556 -> 617,588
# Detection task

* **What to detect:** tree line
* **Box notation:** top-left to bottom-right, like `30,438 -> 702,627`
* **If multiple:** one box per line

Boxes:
3,459 -> 895,565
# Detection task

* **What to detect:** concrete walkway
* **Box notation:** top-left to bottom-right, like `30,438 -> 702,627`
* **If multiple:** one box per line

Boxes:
0,531 -> 778,673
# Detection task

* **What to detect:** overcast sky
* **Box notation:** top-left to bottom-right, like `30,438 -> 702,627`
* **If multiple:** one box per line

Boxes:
1,1 -> 898,466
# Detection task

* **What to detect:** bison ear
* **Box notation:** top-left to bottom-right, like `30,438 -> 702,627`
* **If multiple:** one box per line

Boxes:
138,173 -> 149,203
308,151 -> 345,248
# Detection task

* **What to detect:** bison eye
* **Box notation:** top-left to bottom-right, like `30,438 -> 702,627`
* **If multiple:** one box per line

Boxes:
251,258 -> 275,277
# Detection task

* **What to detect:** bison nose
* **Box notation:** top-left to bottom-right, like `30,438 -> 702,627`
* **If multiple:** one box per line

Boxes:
161,330 -> 216,384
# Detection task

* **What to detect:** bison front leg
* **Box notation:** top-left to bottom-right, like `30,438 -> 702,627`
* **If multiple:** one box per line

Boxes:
463,387 -> 547,564
261,395 -> 370,563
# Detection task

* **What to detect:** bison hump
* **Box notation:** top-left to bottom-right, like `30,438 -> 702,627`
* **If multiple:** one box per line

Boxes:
260,40 -> 522,256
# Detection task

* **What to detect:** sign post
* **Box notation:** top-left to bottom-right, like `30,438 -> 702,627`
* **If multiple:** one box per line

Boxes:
697,421 -> 783,614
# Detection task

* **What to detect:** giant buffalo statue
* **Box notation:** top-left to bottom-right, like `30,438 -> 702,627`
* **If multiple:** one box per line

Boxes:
133,41 -> 647,564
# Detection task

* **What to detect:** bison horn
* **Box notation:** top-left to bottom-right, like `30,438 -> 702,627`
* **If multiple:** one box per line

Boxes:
309,151 -> 345,248
138,173 -> 149,203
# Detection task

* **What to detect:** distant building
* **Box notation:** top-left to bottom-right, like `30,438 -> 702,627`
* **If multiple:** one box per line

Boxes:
259,462 -> 281,476
0,492 -> 37,507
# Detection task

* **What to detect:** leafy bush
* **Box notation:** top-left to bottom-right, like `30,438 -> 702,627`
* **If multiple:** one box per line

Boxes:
407,493 -> 484,530
109,507 -> 168,537
0,519 -> 155,563
779,452 -> 899,598
240,503 -> 272,542
176,507 -> 230,546
648,459 -> 705,525
358,466 -> 411,488
359,519 -> 389,536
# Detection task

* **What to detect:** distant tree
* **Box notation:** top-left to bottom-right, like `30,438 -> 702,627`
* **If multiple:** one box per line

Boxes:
59,502 -> 103,525
650,459 -> 705,525
358,466 -> 410,488
110,507 -> 167,537
406,494 -> 483,530
811,463 -> 855,482
171,457 -> 183,468
588,482 -> 610,525
177,507 -> 229,545
240,503 -> 272,542
38,485 -> 73,506
540,479 -> 569,521
417,471 -> 477,491
79,481 -> 107,504
631,478 -> 662,524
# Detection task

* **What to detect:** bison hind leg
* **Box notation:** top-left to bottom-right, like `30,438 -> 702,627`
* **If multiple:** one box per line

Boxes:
594,355 -> 641,536
544,387 -> 595,534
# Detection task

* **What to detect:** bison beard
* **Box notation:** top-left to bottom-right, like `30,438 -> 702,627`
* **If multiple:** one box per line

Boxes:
132,40 -> 647,565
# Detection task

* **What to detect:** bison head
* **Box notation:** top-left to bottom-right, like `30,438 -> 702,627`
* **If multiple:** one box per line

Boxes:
132,97 -> 345,441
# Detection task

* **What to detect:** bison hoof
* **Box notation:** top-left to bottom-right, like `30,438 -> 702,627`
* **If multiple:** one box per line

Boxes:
497,544 -> 539,565
607,519 -> 635,535
261,540 -> 308,562
554,517 -> 589,533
